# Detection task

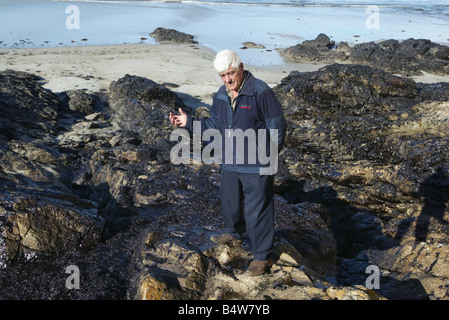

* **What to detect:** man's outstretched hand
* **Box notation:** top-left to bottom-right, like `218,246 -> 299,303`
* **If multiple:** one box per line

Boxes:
169,108 -> 187,127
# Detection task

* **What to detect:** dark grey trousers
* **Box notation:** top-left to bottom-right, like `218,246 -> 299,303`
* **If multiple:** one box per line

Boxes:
220,169 -> 275,261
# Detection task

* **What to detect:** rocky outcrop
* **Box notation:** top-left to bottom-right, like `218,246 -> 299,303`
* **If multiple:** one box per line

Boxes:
0,70 -> 105,263
5,196 -> 104,258
108,74 -> 185,149
60,89 -> 100,115
0,70 -> 60,140
273,63 -> 449,299
349,39 -> 449,76
150,27 -> 198,44
281,33 -> 344,62
0,69 -> 381,300
1,62 -> 449,300
241,42 -> 266,50
127,230 -> 381,300
126,197 -> 381,300
102,75 -> 378,300
280,34 -> 449,76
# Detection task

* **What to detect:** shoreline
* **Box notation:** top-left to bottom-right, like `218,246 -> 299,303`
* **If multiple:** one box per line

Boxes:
1,0 -> 448,67
0,41 -> 448,110
0,42 -> 326,109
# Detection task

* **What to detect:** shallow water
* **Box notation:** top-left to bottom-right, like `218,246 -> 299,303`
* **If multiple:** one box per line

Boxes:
0,0 -> 448,66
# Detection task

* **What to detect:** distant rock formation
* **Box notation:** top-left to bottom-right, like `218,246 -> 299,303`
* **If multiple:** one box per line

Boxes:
150,27 -> 198,44
280,33 -> 449,76
241,41 -> 266,49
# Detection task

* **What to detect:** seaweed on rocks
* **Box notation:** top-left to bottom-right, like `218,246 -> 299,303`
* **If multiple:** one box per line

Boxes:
280,34 -> 449,76
273,63 -> 449,299
1,61 -> 449,300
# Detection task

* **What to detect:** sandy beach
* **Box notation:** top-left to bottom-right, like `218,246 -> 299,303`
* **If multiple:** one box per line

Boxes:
1,42 -> 448,110
0,43 -> 330,109
1,0 -> 448,110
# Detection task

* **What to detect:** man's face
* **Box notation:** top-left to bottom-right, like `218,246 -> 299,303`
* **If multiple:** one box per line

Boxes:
219,63 -> 244,93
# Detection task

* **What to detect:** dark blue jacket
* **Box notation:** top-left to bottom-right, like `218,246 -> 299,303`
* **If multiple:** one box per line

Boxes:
186,70 -> 287,174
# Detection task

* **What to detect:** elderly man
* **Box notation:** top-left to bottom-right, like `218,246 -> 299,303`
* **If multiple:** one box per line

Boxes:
169,50 -> 287,276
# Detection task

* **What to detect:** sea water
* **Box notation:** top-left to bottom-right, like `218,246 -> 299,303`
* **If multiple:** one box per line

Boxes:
0,0 -> 448,65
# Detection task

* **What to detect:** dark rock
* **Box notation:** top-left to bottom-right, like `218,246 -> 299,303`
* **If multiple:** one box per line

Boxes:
349,38 -> 449,76
2,63 -> 449,300
150,27 -> 198,44
126,203 -> 382,300
241,41 -> 265,49
60,89 -> 99,115
5,194 -> 104,259
417,82 -> 449,101
302,33 -> 335,49
109,74 -> 182,109
273,63 -> 449,299
273,63 -> 449,204
280,34 -> 449,76
275,63 -> 418,124
0,71 -> 107,265
280,33 -> 345,62
0,70 -> 60,140
1,69 -> 44,82
108,74 -> 187,152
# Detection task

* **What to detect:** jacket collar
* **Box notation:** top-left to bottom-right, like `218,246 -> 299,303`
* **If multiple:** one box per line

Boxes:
239,70 -> 255,96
